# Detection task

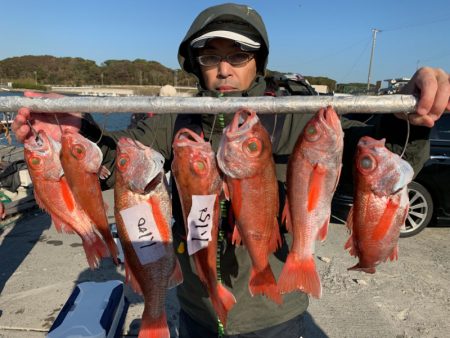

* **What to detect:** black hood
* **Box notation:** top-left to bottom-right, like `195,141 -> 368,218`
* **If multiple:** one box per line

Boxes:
178,3 -> 269,83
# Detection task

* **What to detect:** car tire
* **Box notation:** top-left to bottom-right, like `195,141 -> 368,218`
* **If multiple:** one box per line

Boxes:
401,181 -> 434,238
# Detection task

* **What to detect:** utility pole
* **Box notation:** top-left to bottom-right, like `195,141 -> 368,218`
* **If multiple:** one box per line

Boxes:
367,28 -> 380,92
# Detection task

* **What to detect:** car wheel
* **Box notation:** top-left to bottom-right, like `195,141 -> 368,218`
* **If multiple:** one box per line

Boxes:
401,181 -> 434,238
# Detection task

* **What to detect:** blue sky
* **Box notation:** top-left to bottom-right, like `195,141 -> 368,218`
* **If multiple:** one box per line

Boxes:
1,0 -> 449,84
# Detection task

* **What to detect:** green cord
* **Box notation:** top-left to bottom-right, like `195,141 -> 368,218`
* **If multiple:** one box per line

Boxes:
216,200 -> 227,337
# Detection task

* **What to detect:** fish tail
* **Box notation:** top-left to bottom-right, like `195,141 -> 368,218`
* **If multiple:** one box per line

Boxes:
278,253 -> 322,298
138,313 -> 169,338
103,232 -> 119,265
249,265 -> 283,305
388,245 -> 399,261
344,234 -> 358,257
167,258 -> 183,289
282,198 -> 292,232
81,233 -> 109,269
210,283 -> 237,327
268,218 -> 282,253
231,226 -> 243,246
125,261 -> 143,295
348,263 -> 376,274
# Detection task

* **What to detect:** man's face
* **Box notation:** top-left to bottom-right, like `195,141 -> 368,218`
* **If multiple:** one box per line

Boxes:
197,38 -> 257,93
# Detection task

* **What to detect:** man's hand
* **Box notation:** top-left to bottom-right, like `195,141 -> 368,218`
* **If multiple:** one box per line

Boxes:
397,67 -> 450,128
11,91 -> 82,143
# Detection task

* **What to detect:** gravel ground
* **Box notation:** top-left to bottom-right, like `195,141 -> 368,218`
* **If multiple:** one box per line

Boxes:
0,204 -> 448,338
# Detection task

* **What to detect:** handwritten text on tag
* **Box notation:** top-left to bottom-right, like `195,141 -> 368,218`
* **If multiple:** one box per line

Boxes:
120,202 -> 166,265
187,195 -> 216,255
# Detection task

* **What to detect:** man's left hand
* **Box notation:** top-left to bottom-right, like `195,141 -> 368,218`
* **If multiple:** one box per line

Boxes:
397,67 -> 450,128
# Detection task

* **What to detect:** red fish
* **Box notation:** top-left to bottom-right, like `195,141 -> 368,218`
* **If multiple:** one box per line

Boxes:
278,106 -> 343,298
114,137 -> 182,338
345,136 -> 413,273
60,130 -> 118,264
172,128 -> 236,326
217,109 -> 282,305
24,131 -> 108,269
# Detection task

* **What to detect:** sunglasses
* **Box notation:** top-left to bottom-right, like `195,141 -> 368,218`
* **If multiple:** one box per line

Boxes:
196,52 -> 254,67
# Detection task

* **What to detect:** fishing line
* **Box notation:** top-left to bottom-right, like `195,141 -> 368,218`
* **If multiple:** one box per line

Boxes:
149,114 -> 162,148
53,114 -> 64,135
400,113 -> 410,159
209,114 -> 218,143
94,113 -> 111,144
271,113 -> 278,143
26,119 -> 43,145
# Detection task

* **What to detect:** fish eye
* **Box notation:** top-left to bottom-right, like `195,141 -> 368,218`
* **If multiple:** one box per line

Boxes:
305,123 -> 320,142
28,156 -> 42,169
117,155 -> 129,172
71,144 -> 86,160
243,137 -> 262,157
358,154 -> 377,173
192,160 -> 207,175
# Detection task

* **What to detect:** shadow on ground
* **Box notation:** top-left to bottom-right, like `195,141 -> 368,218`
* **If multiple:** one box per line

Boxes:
0,210 -> 50,295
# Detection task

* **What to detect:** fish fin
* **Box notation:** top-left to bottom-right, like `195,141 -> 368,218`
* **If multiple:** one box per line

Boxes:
332,164 -> 342,193
231,226 -> 242,246
230,180 -> 242,219
49,214 -> 63,233
148,196 -> 170,242
282,198 -> 292,233
249,265 -> 283,305
222,181 -> 230,201
371,198 -> 400,241
125,261 -> 143,295
346,206 -> 354,232
388,245 -> 399,261
138,313 -> 170,338
81,233 -> 109,270
167,258 -> 183,289
103,201 -> 109,214
269,218 -> 282,252
98,165 -> 111,180
344,235 -> 358,257
33,189 -> 47,213
278,253 -> 322,298
59,176 -> 76,212
210,283 -> 237,327
317,218 -> 329,242
307,164 -> 327,212
348,263 -> 376,274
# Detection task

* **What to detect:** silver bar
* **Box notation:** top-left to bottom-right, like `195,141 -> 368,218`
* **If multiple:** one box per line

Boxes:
0,95 -> 418,114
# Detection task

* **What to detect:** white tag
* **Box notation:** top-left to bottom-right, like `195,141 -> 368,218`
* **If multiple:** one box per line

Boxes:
119,202 -> 166,265
187,195 -> 216,255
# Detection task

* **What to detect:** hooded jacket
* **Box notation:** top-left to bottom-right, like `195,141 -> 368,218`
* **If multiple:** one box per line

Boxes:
79,3 -> 431,335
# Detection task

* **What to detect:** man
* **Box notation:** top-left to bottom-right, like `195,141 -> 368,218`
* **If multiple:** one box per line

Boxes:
12,3 -> 450,337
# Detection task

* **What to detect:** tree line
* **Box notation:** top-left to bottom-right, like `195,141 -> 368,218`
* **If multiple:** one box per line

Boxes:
0,55 -> 346,91
0,55 -> 197,87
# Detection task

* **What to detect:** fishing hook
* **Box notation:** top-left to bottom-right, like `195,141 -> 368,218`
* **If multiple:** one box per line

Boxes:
26,119 -> 43,145
400,113 -> 410,159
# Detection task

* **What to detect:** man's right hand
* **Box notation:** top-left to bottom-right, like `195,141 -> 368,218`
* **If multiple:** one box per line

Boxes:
11,91 -> 82,144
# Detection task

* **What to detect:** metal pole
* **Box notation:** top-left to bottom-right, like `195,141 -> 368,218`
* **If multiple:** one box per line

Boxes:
367,28 -> 380,92
0,95 -> 418,115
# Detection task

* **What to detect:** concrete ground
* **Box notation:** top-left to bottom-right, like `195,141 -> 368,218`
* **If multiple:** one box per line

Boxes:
0,189 -> 449,337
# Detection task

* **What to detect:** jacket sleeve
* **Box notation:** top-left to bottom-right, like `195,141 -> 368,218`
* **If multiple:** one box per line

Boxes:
79,113 -> 177,189
340,114 -> 431,187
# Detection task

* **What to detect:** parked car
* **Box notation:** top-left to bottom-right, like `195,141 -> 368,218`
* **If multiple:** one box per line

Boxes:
332,113 -> 450,237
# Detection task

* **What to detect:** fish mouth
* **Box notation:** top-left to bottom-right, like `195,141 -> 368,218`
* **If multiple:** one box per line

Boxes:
322,106 -> 341,129
358,136 -> 386,149
173,128 -> 205,146
226,109 -> 258,138
143,172 -> 163,194
118,137 -> 147,150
